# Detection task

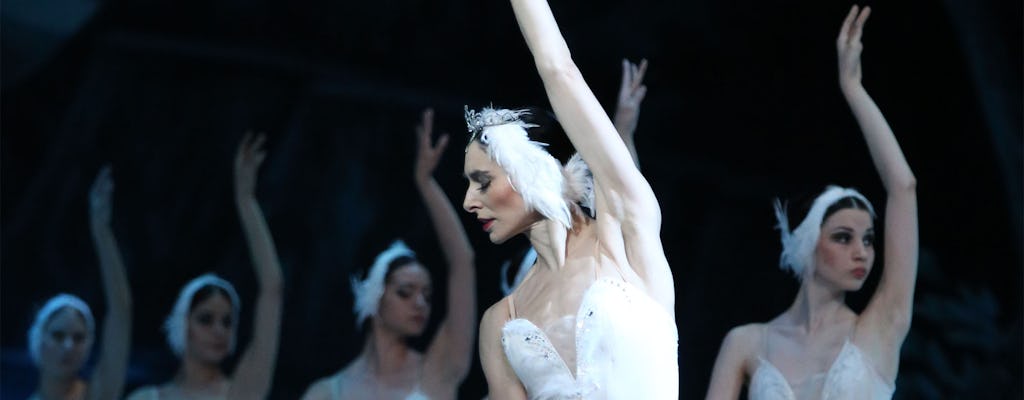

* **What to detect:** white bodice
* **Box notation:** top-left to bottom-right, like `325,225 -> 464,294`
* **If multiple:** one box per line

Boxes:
501,278 -> 678,399
749,340 -> 894,400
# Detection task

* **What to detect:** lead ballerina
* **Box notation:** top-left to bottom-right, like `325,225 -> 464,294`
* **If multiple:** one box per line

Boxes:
465,0 -> 679,398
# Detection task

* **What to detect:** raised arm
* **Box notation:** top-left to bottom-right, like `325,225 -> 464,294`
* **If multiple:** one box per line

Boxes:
85,166 -> 133,400
510,0 -> 673,310
612,58 -> 649,168
227,133 -> 285,400
416,109 -> 478,389
838,5 -> 919,354
509,0 -> 659,220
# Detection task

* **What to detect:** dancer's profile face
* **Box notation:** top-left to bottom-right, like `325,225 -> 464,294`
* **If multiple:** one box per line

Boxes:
811,208 -> 875,291
186,292 -> 233,364
376,262 -> 432,337
463,143 -> 542,244
38,307 -> 91,377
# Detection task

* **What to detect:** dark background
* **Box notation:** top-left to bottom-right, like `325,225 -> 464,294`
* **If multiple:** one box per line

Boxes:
2,0 -> 1021,398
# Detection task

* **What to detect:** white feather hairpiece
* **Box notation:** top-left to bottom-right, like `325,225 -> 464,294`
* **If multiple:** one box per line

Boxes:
164,273 -> 241,357
465,106 -> 575,229
564,153 -> 596,219
774,185 -> 876,279
28,294 -> 95,365
351,240 -> 416,328
465,107 -> 537,142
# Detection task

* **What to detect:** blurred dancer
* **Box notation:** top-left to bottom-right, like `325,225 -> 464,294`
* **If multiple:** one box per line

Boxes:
302,109 -> 476,400
705,6 -> 918,399
27,166 -> 132,400
127,133 -> 284,399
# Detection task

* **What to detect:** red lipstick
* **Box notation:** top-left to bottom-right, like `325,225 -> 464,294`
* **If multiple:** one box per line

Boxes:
481,219 -> 495,232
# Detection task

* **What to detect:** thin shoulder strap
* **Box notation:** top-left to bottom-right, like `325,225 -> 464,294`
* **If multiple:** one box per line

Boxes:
331,370 -> 343,399
414,362 -> 425,393
507,295 -> 517,319
760,325 -> 770,359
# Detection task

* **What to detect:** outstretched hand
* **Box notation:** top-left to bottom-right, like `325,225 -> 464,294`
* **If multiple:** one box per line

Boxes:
235,131 -> 268,199
613,58 -> 648,138
414,108 -> 450,182
837,5 -> 871,89
89,164 -> 115,226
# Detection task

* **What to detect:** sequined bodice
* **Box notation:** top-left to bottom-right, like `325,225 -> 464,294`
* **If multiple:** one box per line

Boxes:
749,340 -> 894,400
501,278 -> 678,399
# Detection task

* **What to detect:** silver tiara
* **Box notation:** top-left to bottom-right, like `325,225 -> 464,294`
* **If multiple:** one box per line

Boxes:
464,106 -> 537,143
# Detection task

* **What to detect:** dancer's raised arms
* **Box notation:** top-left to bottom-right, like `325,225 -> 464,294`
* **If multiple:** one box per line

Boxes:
416,109 -> 478,397
86,165 -> 133,400
509,0 -> 673,311
838,5 -> 918,381
227,132 -> 285,400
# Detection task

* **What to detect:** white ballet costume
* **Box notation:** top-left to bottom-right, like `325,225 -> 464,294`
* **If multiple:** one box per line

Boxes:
325,370 -> 430,400
501,277 -> 679,399
749,328 -> 894,400
125,386 -> 224,400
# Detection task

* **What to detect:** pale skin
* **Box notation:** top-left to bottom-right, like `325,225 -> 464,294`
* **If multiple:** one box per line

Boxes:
501,58 -> 648,294
127,133 -> 285,400
33,166 -> 134,400
302,109 -> 476,400
705,6 -> 918,399
466,1 -> 674,398
35,308 -> 91,400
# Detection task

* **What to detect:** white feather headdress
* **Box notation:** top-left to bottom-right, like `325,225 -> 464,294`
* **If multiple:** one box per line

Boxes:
563,153 -> 596,219
28,294 -> 95,365
465,106 -> 595,229
163,273 -> 241,357
351,240 -> 416,328
774,185 -> 876,279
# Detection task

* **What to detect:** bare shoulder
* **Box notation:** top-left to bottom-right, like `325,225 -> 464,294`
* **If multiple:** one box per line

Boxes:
301,369 -> 348,400
124,386 -> 156,400
303,366 -> 360,400
300,377 -> 330,400
479,298 -> 513,364
481,298 -> 510,337
721,323 -> 764,355
719,323 -> 767,379
125,384 -> 165,400
479,297 -> 528,398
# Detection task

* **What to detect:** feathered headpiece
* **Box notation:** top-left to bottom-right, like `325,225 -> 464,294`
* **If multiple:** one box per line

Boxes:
351,240 -> 416,328
773,185 -> 876,279
164,273 -> 241,357
465,106 -> 595,229
28,294 -> 95,365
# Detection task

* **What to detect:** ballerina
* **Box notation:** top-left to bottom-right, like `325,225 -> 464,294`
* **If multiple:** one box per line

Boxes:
705,6 -> 918,399
26,165 -> 132,400
126,133 -> 285,399
466,1 -> 678,398
301,109 -> 476,400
